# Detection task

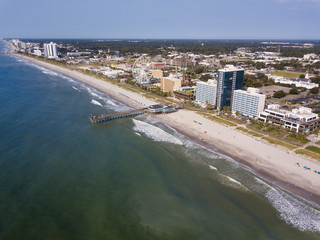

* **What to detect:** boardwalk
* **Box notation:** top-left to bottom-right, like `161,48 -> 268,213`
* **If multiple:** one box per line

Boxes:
89,109 -> 146,124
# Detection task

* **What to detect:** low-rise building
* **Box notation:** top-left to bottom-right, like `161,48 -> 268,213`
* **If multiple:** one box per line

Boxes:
148,104 -> 176,114
173,86 -> 196,101
303,53 -> 318,60
33,49 -> 42,57
266,74 -> 319,89
231,88 -> 266,117
258,104 -> 319,133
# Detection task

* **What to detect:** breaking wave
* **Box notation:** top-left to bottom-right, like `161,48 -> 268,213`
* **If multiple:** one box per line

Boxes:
132,119 -> 183,145
42,70 -> 58,76
91,99 -> 103,107
209,165 -> 218,171
226,176 -> 243,186
72,86 -> 80,92
254,177 -> 320,232
107,99 -> 117,107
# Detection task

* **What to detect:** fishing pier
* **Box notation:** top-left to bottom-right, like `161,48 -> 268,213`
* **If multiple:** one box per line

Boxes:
89,108 -> 146,124
89,104 -> 177,124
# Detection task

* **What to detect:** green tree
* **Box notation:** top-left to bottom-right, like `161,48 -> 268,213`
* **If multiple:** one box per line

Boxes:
311,76 -> 320,84
310,87 -> 319,94
200,74 -> 212,82
223,106 -> 232,112
273,90 -> 286,98
194,67 -> 205,74
299,74 -> 305,79
289,88 -> 299,95
206,103 -> 213,110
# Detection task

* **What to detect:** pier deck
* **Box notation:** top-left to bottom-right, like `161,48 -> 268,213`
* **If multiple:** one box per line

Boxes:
89,109 -> 146,124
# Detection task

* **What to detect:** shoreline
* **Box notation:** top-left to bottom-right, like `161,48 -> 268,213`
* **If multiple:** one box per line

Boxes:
162,119 -> 320,205
8,49 -> 320,206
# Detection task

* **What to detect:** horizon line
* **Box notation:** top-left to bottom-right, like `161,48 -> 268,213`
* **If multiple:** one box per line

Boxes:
2,37 -> 320,41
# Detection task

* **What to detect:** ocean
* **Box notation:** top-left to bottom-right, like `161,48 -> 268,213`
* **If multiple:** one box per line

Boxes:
0,40 -> 319,240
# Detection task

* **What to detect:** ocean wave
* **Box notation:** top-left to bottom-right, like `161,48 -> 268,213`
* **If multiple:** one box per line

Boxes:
254,177 -> 320,232
132,119 -> 183,145
107,100 -> 117,107
226,176 -> 243,186
91,99 -> 103,107
266,189 -> 320,232
72,86 -> 80,92
61,76 -> 75,83
135,132 -> 141,137
209,165 -> 218,170
84,86 -> 131,112
42,70 -> 58,76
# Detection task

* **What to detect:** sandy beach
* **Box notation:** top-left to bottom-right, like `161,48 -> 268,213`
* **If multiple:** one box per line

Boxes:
11,51 -> 320,205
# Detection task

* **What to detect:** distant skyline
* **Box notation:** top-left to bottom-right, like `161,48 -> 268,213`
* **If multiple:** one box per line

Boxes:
0,0 -> 320,39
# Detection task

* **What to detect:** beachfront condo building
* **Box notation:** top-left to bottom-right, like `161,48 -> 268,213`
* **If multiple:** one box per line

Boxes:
216,66 -> 244,110
195,80 -> 217,106
232,88 -> 266,117
258,104 -> 320,133
44,42 -> 58,59
161,75 -> 182,92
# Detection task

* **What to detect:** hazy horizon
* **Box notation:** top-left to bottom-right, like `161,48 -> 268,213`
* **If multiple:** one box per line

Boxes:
1,0 -> 319,39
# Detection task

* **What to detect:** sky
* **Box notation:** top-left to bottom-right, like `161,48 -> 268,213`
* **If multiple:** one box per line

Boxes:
0,0 -> 319,39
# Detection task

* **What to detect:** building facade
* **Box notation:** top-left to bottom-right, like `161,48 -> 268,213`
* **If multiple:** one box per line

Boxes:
195,80 -> 217,106
44,42 -> 58,59
216,66 -> 244,110
160,76 -> 182,92
258,104 -> 319,133
231,88 -> 266,117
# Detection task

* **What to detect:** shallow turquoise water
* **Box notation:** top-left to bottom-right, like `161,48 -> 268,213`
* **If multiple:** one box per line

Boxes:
0,41 -> 319,239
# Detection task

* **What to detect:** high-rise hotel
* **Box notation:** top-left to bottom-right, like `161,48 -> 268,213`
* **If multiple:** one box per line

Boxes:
216,66 -> 244,110
232,88 -> 266,117
44,42 -> 58,59
195,80 -> 217,106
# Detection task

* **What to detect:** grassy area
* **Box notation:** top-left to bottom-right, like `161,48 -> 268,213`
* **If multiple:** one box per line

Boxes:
316,141 -> 320,146
236,127 -> 264,138
285,133 -> 310,145
305,146 -> 320,154
261,137 -> 297,150
270,71 -> 303,78
263,125 -> 286,138
295,149 -> 320,162
199,113 -> 238,127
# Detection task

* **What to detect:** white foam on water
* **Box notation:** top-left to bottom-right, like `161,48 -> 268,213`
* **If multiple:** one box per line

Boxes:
43,71 -> 58,76
107,100 -> 117,107
226,176 -> 243,185
209,165 -> 218,171
61,76 -> 75,83
254,177 -> 320,232
132,119 -> 183,145
266,189 -> 320,232
72,86 -> 80,92
86,86 -> 101,98
91,99 -> 103,107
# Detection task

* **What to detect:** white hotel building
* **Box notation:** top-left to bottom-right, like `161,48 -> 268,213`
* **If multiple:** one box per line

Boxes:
44,42 -> 58,59
231,88 -> 266,117
258,104 -> 319,133
195,80 -> 217,106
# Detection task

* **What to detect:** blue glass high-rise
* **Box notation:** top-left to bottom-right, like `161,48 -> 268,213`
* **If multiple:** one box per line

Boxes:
216,67 -> 244,110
